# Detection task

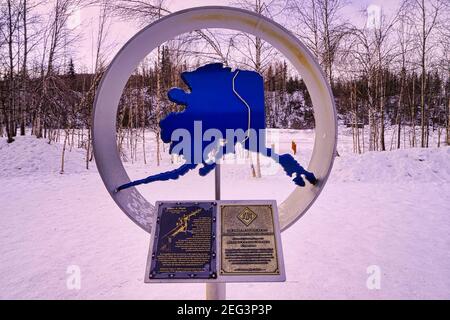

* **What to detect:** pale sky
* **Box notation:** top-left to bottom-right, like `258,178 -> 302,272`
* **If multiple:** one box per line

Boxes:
69,0 -> 402,72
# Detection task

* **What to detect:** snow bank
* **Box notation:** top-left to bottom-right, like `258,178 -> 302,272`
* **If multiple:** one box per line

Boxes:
331,147 -> 450,183
0,135 -> 90,178
0,131 -> 449,299
1,132 -> 448,184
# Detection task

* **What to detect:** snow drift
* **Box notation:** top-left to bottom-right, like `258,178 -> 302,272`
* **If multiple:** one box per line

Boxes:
331,147 -> 450,183
0,130 -> 449,299
0,135 -> 90,178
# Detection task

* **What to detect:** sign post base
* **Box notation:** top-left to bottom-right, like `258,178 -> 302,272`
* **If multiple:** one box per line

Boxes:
206,282 -> 226,300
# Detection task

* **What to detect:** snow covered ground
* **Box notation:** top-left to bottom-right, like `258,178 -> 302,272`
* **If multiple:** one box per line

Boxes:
0,129 -> 449,299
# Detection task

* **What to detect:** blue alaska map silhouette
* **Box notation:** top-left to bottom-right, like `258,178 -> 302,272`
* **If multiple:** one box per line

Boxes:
116,63 -> 316,192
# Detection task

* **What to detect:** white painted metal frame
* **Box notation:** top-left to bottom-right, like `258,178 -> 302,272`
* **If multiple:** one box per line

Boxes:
92,6 -> 337,234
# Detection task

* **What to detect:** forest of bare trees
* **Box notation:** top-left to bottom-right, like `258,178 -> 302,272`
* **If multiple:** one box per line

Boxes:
0,0 -> 449,169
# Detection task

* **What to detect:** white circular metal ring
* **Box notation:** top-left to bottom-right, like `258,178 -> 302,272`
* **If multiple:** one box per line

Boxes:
92,6 -> 337,233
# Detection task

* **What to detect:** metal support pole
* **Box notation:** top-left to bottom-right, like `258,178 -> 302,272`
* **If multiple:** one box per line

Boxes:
215,164 -> 221,201
206,164 -> 226,300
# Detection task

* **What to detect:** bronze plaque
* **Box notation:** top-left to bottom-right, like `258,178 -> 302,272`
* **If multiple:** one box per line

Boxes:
220,204 -> 280,276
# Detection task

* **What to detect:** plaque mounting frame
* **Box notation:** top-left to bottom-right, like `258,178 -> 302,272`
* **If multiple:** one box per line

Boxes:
144,200 -> 285,283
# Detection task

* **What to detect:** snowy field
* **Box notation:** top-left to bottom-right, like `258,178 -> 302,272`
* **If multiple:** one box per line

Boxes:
0,128 -> 449,299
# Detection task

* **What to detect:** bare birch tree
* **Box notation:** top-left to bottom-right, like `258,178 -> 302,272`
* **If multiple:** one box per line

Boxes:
290,0 -> 349,85
405,0 -> 446,147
